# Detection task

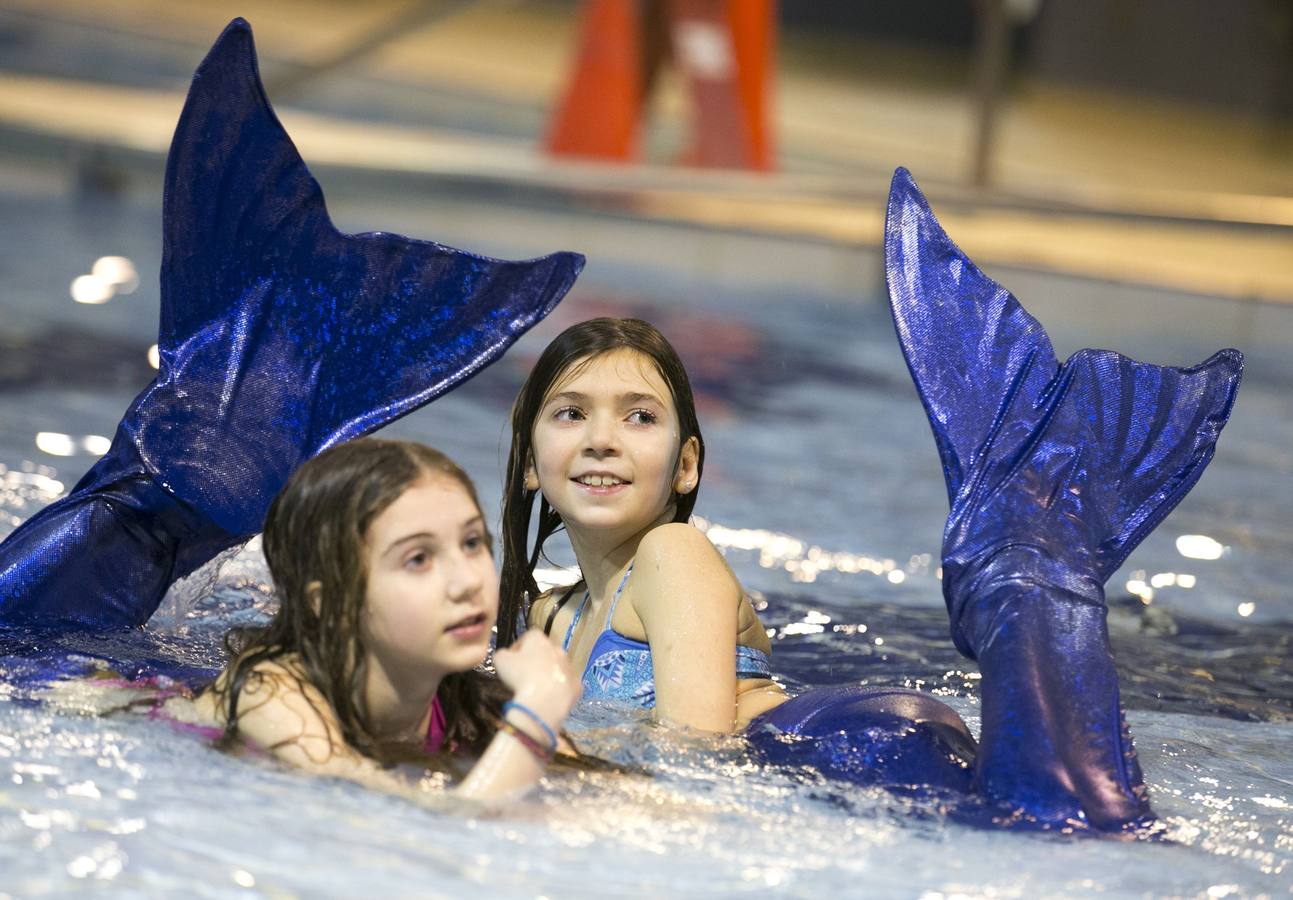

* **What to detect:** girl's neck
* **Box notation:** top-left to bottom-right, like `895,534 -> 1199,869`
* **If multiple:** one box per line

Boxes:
565,508 -> 673,601
568,535 -> 633,602
363,657 -> 443,743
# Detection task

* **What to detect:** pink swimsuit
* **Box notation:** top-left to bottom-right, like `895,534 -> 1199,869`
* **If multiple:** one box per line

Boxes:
424,696 -> 447,753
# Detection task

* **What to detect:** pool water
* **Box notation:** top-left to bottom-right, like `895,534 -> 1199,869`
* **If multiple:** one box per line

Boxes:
1,169 -> 1291,897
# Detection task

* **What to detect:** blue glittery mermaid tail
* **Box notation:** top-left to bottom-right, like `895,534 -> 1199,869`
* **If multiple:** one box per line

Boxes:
885,168 -> 1242,829
749,685 -> 977,795
0,19 -> 583,627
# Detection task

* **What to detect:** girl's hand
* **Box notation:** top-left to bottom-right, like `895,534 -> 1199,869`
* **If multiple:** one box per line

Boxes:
493,630 -> 580,727
457,633 -> 580,803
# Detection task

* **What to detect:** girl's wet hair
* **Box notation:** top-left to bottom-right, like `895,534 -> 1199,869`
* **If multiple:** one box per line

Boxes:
497,317 -> 705,647
211,437 -> 507,762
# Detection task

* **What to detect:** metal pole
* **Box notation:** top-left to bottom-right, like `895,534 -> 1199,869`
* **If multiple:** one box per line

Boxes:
970,0 -> 1008,188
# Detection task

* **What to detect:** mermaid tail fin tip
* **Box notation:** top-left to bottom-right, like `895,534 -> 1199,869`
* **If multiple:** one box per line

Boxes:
137,15 -> 585,536
0,18 -> 581,627
885,170 -> 1243,572
884,168 -> 1058,504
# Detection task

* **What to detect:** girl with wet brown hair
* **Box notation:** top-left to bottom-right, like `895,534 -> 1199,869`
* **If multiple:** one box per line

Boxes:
195,437 -> 580,803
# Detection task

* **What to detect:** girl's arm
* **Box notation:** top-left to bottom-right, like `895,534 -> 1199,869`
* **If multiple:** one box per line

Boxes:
634,523 -> 740,732
227,633 -> 579,805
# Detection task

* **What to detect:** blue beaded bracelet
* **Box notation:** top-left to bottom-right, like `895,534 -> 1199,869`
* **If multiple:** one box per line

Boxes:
502,700 -> 558,752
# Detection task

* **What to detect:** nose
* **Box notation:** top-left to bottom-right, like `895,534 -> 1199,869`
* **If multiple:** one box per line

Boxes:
445,550 -> 485,603
582,411 -> 619,457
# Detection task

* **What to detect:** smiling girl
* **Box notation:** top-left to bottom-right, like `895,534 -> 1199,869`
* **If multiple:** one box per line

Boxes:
189,438 -> 581,803
495,223 -> 1241,833
496,317 -> 978,789
498,320 -> 789,729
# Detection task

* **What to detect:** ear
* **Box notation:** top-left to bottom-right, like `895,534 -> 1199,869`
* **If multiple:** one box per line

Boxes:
523,455 -> 540,492
673,436 -> 700,495
306,580 -> 323,615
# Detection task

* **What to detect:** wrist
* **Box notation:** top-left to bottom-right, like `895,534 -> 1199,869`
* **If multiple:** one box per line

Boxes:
502,699 -> 559,753
509,686 -> 571,725
496,718 -> 554,765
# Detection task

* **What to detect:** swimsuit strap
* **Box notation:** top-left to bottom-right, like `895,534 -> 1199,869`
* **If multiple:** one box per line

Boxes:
562,564 -> 634,652
561,589 -> 592,652
603,563 -> 635,630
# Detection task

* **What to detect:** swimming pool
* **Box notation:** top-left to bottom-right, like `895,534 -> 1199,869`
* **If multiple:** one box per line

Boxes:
1,160 -> 1291,897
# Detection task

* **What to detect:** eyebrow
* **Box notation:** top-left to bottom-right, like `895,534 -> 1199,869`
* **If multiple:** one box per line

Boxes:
381,515 -> 484,556
621,392 -> 663,406
547,390 -> 664,406
547,391 -> 589,405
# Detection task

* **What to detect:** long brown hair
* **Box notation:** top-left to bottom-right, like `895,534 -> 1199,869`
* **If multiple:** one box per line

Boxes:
496,317 -> 705,647
211,438 -> 507,762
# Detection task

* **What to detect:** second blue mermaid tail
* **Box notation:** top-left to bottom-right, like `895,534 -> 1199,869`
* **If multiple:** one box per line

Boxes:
885,167 -> 1243,828
0,19 -> 583,627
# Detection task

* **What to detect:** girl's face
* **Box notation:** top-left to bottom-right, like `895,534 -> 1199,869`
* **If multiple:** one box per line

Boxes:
360,476 -> 498,679
528,349 -> 699,541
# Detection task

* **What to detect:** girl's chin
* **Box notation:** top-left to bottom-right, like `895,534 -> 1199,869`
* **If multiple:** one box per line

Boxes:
456,644 -> 491,669
449,643 -> 488,672
557,508 -> 654,531
427,640 -> 491,675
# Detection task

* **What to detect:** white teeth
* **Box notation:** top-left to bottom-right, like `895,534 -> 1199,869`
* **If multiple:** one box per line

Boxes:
578,474 -> 625,487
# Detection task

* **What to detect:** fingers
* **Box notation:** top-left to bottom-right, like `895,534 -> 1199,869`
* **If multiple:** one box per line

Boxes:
492,631 -> 580,723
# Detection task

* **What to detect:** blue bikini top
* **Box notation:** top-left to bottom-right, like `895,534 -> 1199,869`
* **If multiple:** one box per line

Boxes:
557,565 -> 773,709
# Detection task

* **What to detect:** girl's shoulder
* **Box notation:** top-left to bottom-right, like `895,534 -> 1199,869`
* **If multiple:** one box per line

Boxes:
209,652 -> 305,696
638,521 -> 725,566
634,522 -> 739,595
527,588 -> 556,632
208,653 -> 339,738
239,655 -> 311,693
210,653 -> 361,773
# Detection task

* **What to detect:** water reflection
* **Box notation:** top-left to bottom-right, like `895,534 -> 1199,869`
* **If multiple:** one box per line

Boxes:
1178,534 -> 1227,560
33,433 -> 109,458
90,257 -> 138,294
68,256 -> 138,306
69,275 -> 113,305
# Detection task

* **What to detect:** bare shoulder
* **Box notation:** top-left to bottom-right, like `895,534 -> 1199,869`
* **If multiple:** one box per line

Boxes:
634,523 -> 739,596
219,656 -> 344,761
238,657 -> 316,698
240,658 -> 332,718
638,522 -> 724,564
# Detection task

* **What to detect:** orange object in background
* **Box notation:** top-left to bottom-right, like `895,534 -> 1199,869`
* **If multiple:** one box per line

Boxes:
545,0 -> 776,171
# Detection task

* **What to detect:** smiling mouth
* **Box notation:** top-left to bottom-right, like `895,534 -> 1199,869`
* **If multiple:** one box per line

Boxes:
573,474 -> 629,487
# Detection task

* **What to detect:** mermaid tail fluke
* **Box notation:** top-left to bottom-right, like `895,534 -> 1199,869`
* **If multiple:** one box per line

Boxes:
884,168 -> 1242,828
0,19 -> 583,627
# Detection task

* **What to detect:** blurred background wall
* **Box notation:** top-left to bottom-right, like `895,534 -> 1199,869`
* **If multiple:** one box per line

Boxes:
0,0 -> 1290,330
